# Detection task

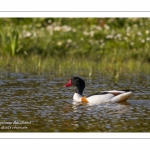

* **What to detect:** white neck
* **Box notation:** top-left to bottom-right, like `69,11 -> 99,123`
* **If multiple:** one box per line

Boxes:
73,93 -> 83,102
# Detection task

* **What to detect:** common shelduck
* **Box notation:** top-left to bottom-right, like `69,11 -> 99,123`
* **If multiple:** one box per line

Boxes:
65,77 -> 132,105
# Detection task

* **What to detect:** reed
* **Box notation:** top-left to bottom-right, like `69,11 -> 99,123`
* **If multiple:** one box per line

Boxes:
1,54 -> 150,77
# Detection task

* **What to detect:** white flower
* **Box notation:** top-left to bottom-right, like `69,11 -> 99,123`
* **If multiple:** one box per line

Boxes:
83,31 -> 89,36
106,34 -> 113,39
137,32 -> 142,36
145,30 -> 149,34
67,39 -> 72,43
57,41 -> 62,46
25,32 -> 31,37
54,26 -> 61,31
104,24 -> 110,30
146,37 -> 150,41
90,31 -> 94,37
62,25 -> 72,32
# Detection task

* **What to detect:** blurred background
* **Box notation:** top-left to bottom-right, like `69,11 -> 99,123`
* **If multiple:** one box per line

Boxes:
0,18 -> 150,75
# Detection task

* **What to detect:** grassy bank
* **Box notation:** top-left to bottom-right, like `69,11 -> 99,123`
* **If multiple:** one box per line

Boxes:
0,18 -> 150,76
1,55 -> 150,77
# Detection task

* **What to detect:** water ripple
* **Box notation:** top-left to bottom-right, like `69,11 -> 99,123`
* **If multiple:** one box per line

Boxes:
0,73 -> 150,132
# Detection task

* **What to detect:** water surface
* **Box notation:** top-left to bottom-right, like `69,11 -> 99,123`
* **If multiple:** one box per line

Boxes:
0,72 -> 150,132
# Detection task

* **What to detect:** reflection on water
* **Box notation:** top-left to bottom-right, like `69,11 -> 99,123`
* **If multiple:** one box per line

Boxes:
0,72 -> 150,132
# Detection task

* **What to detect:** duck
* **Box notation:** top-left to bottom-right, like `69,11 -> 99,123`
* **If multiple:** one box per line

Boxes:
65,77 -> 132,105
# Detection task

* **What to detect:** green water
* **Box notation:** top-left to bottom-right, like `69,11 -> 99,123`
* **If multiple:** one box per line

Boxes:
0,72 -> 150,132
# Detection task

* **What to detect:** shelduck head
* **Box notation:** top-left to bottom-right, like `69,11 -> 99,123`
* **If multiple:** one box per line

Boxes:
65,77 -> 85,95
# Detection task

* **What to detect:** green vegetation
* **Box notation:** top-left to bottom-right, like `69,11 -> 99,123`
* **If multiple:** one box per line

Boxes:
0,18 -> 150,76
